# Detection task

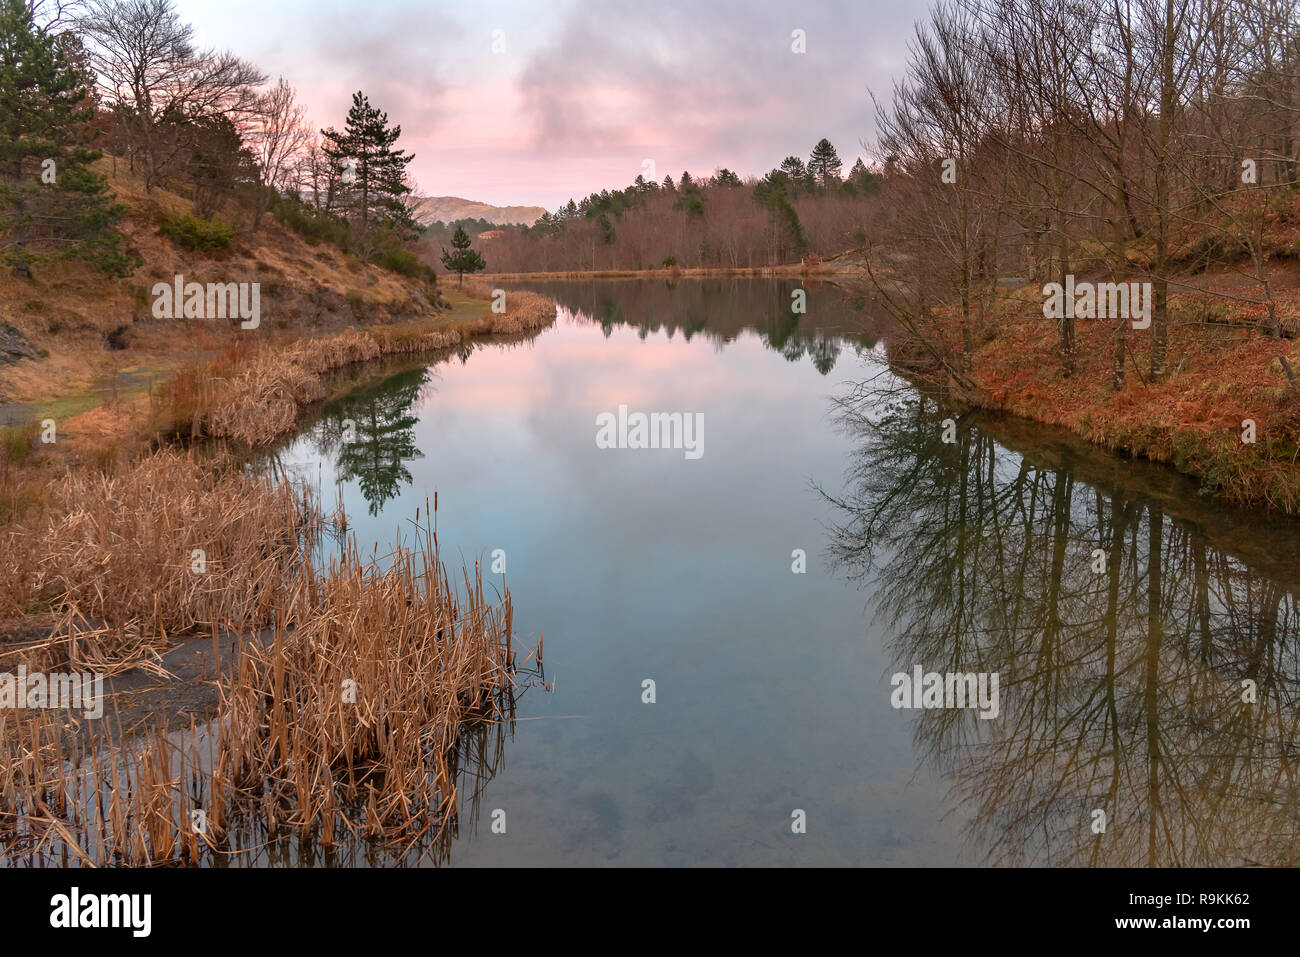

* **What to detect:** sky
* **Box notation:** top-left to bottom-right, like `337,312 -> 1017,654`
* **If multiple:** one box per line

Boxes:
181,0 -> 932,211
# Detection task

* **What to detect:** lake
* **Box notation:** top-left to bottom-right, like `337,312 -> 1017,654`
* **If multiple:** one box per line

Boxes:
266,277 -> 1300,867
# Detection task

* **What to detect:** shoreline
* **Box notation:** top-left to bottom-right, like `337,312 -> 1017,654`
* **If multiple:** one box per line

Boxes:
478,264 -> 838,282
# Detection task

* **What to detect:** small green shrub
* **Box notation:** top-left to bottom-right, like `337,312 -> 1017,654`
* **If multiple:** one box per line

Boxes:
0,421 -> 39,466
273,195 -> 351,249
373,244 -> 437,283
159,213 -> 235,252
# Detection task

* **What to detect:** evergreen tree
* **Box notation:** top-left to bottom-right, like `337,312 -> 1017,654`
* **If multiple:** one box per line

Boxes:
662,173 -> 675,191
440,225 -> 485,286
752,174 -> 807,260
808,138 -> 843,189
0,0 -> 130,276
714,168 -> 742,187
673,176 -> 704,219
321,91 -> 416,247
779,155 -> 810,195
847,156 -> 880,195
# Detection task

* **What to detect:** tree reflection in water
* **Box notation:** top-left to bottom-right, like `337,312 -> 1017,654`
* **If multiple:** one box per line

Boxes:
307,367 -> 428,516
505,278 -> 890,375
824,382 -> 1300,866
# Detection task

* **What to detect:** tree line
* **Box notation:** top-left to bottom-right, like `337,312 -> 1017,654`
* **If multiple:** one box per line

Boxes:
478,138 -> 883,272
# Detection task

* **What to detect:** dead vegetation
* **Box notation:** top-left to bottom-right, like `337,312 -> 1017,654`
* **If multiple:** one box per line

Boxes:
0,450 -> 315,668
143,284 -> 555,448
463,280 -> 558,335
0,451 -> 533,865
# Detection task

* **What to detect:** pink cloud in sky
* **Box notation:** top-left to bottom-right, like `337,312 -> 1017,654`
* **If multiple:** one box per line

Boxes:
179,0 -> 929,210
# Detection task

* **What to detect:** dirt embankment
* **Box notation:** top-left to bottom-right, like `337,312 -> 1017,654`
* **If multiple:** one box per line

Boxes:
886,263 -> 1300,513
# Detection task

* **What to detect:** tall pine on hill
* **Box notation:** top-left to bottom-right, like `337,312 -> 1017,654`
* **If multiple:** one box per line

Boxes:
808,138 -> 843,190
0,0 -> 130,276
321,91 -> 416,249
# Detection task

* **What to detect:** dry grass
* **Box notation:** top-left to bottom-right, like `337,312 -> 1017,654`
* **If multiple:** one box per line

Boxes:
462,279 -> 558,334
902,278 -> 1300,511
0,158 -> 440,411
153,327 -> 462,447
151,281 -> 555,447
0,460 -> 531,865
0,163 -> 554,865
0,449 -> 316,672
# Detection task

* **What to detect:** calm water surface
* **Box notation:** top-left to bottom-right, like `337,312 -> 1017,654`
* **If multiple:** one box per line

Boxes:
268,278 -> 1300,867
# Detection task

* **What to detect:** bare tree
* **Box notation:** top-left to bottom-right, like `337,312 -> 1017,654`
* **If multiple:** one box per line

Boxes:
247,77 -> 310,228
80,0 -> 265,193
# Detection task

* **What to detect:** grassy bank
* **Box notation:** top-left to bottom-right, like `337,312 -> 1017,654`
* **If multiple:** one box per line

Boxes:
900,271 -> 1300,513
152,284 -> 555,446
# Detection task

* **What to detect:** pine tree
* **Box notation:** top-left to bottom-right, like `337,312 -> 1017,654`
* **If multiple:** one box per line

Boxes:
321,91 -> 416,247
0,0 -> 130,276
808,138 -> 843,189
779,156 -> 810,195
753,175 -> 807,260
440,225 -> 485,287
847,156 -> 880,194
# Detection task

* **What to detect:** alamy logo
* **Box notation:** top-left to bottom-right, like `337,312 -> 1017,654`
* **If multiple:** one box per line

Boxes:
152,274 -> 261,329
1042,275 -> 1151,329
890,666 -> 1000,719
0,665 -> 103,718
595,404 -> 704,459
49,887 -> 151,937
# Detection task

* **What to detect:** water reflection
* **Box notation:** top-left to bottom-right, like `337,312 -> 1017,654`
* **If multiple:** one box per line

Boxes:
305,367 -> 429,515
826,385 -> 1300,866
505,278 -> 893,374
243,277 -> 1300,866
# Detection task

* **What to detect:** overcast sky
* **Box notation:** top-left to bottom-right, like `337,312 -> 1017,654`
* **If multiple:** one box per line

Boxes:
181,0 -> 932,210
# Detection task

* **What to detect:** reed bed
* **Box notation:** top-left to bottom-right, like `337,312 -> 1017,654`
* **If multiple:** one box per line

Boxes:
463,280 -> 558,335
209,516 -> 517,851
0,450 -> 314,673
0,525 -> 38,621
152,283 -> 555,447
1,285 -> 550,864
0,477 -> 529,865
182,328 -> 461,446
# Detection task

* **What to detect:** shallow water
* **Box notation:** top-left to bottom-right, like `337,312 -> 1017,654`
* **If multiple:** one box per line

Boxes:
264,278 -> 1300,867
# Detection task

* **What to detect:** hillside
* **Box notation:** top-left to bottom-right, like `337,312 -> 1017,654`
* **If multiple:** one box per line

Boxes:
0,158 -> 558,470
407,196 -> 545,228
0,156 -> 467,442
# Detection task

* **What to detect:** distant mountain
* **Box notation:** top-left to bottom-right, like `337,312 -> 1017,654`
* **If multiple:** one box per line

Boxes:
407,196 -> 545,228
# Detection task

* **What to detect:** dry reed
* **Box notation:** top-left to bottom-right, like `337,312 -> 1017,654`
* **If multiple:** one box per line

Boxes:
0,465 -> 528,865
181,328 -> 462,446
0,449 -> 314,673
463,280 -> 558,334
